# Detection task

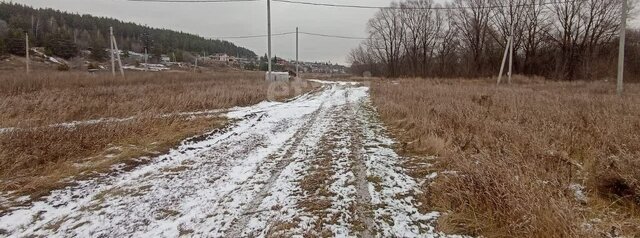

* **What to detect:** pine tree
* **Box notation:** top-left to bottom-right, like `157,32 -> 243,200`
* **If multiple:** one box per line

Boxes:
45,31 -> 78,59
89,37 -> 107,61
0,3 -> 258,58
6,28 -> 25,56
140,29 -> 152,54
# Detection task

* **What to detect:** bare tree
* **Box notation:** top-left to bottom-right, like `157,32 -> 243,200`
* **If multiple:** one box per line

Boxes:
398,0 -> 442,77
490,0 -> 527,71
548,0 -> 585,79
452,0 -> 494,75
368,3 -> 406,77
581,0 -> 623,78
351,0 -> 635,80
348,44 -> 381,76
436,8 -> 461,77
419,3 -> 443,76
400,1 -> 426,76
548,0 -> 622,79
522,0 -> 550,74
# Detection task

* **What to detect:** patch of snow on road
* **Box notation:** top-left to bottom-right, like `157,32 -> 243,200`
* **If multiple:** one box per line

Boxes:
0,85 -> 333,237
0,81 -> 458,238
238,84 -> 369,237
356,98 -> 441,238
324,106 -> 359,236
240,104 -> 332,237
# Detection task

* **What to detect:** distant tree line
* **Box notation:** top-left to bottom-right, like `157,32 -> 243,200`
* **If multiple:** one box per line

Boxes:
349,0 -> 640,81
0,2 -> 256,62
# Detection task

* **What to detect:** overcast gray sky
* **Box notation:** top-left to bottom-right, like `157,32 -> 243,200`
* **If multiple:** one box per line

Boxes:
19,0 -> 412,65
17,0 -> 640,65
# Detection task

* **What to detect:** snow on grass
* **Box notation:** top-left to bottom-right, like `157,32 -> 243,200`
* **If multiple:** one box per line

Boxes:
240,105 -> 332,237
239,84 -> 369,237
0,84 -> 335,237
0,109 -> 229,134
569,183 -> 588,204
0,81 -> 459,237
307,79 -> 363,86
356,98 -> 442,238
324,122 -> 357,236
319,100 -> 369,237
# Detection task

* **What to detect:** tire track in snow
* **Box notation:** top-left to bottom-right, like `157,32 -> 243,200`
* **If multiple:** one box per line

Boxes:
226,101 -> 325,237
233,84 -> 368,237
0,82 -> 459,238
229,107 -> 330,237
274,87 -> 373,237
291,105 -> 346,236
0,85 -> 339,238
349,103 -> 378,237
296,103 -> 358,236
356,99 -> 444,237
324,104 -> 359,236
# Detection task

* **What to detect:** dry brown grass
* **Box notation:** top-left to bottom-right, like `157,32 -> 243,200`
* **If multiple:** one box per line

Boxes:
0,116 -> 225,201
0,71 -> 269,127
370,76 -> 640,237
0,70 -> 317,211
299,145 -> 335,212
297,134 -> 339,236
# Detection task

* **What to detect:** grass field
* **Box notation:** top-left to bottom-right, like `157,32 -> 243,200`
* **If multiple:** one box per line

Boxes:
370,76 -> 640,237
0,70 -> 316,210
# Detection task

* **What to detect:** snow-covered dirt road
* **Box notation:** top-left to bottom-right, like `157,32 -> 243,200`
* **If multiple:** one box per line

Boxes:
0,82 -> 446,237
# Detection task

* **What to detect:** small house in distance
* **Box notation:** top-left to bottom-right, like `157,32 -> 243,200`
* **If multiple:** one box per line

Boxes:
160,55 -> 171,63
212,53 -> 230,62
265,72 -> 291,81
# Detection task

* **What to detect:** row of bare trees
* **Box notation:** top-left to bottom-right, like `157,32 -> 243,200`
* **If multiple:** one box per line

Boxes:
349,0 -> 636,80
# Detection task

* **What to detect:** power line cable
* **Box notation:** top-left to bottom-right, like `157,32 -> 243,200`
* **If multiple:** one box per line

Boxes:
211,31 -> 367,40
213,32 -> 296,39
126,0 -> 567,41
129,0 -> 576,10
271,0 -> 578,10
128,0 -> 258,2
300,32 -> 368,40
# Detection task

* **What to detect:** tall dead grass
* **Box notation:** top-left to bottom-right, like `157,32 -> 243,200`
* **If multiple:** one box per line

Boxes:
371,76 -> 640,237
0,116 -> 225,201
0,70 -> 316,210
0,71 -> 268,128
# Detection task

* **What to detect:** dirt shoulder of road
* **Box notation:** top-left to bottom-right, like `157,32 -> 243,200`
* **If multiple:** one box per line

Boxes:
0,70 -> 319,211
370,77 -> 640,237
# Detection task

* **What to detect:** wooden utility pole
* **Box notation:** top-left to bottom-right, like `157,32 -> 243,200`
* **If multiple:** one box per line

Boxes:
296,27 -> 299,77
110,27 -> 115,77
617,0 -> 628,95
25,32 -> 30,74
497,2 -> 516,85
267,0 -> 272,80
111,35 -> 125,78
508,18 -> 514,84
497,38 -> 511,85
194,56 -> 198,72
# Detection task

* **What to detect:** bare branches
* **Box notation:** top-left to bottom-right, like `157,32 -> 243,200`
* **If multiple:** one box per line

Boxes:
351,0 -> 633,80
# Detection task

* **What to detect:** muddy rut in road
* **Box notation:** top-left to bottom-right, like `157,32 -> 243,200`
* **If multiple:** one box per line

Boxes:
0,82 -> 447,238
